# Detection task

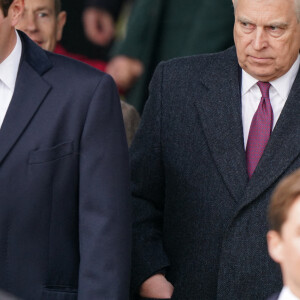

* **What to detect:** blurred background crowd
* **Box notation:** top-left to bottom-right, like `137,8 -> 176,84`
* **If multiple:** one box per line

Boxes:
15,0 -> 235,146
19,0 -> 234,113
63,0 -> 234,113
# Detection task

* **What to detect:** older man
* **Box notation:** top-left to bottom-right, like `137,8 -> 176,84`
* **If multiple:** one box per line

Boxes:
267,168 -> 300,300
0,0 -> 131,299
130,0 -> 300,299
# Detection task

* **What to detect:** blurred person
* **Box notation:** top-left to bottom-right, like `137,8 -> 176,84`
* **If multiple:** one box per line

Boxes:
16,0 -> 107,70
129,0 -> 300,298
18,0 -> 65,52
82,0 -> 127,47
61,0 -> 129,60
16,0 -> 140,145
267,169 -> 300,300
107,0 -> 234,113
0,0 -> 131,299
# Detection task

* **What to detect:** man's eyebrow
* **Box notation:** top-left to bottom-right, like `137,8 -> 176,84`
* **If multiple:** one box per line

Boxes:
237,17 -> 289,28
32,6 -> 53,12
265,22 -> 289,28
237,17 -> 253,24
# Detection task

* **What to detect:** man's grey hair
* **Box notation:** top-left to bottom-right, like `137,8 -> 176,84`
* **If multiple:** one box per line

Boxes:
232,0 -> 300,22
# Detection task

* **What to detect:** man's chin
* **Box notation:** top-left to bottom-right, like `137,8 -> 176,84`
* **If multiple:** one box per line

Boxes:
244,66 -> 276,81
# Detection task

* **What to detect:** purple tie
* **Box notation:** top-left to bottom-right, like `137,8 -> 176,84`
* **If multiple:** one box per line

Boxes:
246,81 -> 273,178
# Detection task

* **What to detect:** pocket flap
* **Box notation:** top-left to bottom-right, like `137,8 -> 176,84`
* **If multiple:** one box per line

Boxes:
29,141 -> 74,164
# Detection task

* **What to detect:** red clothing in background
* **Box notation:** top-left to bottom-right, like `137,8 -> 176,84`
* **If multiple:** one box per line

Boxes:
54,43 -> 107,72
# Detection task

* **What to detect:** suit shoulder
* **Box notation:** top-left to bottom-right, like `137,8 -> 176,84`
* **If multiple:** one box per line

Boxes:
46,51 -> 107,79
43,51 -> 117,93
160,46 -> 236,74
150,46 -> 237,88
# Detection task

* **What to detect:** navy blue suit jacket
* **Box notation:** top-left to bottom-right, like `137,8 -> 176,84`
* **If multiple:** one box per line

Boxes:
0,31 -> 131,299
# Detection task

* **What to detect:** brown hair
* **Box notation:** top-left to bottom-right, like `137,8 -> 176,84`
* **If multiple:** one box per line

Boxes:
268,168 -> 300,233
54,0 -> 61,16
0,0 -> 13,17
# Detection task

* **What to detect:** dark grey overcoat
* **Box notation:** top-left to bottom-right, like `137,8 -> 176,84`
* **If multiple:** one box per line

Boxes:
129,46 -> 300,299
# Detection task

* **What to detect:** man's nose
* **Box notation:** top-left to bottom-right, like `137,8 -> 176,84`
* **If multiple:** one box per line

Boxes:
24,14 -> 38,32
252,28 -> 268,50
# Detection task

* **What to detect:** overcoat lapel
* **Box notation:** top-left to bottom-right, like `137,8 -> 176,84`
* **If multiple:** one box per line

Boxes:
195,47 -> 300,206
242,69 -> 300,204
0,32 -> 52,165
194,47 -> 248,203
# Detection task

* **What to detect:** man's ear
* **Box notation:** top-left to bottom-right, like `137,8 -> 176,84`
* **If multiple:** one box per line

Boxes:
10,0 -> 24,26
56,11 -> 67,42
267,230 -> 283,264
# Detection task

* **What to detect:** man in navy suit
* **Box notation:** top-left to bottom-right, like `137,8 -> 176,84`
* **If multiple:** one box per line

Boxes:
0,0 -> 131,299
130,0 -> 300,299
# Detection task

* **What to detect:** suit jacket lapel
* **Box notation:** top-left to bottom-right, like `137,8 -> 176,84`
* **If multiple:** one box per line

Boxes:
0,32 -> 52,165
243,70 -> 300,203
194,47 -> 248,203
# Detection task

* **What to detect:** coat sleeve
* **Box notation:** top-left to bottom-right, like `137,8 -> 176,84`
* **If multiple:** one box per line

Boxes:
83,0 -> 126,20
130,62 -> 170,295
78,74 -> 131,300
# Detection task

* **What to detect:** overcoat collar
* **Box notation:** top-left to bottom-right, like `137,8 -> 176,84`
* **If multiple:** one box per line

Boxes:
194,46 -> 248,203
194,46 -> 300,205
0,31 -> 52,165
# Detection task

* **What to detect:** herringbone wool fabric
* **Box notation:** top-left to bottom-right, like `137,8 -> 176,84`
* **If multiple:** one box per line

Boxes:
246,81 -> 273,178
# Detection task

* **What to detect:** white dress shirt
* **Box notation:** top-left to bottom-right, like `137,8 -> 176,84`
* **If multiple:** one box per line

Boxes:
0,31 -> 22,128
241,55 -> 300,149
278,286 -> 300,300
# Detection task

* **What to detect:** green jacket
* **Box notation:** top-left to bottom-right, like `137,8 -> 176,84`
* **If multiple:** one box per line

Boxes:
112,0 -> 234,113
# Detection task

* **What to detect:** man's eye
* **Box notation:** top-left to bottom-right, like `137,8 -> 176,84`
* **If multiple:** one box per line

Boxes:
267,26 -> 284,36
38,12 -> 48,18
240,22 -> 255,30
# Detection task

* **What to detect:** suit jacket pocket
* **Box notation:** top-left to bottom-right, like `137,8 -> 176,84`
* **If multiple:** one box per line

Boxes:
42,286 -> 77,300
29,141 -> 74,164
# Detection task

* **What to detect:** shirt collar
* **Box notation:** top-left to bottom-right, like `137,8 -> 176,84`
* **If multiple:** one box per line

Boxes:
279,286 -> 300,300
241,54 -> 300,100
0,30 -> 22,91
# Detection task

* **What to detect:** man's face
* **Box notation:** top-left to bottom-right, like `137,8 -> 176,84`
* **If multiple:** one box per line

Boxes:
0,0 -> 24,62
233,0 -> 300,82
16,0 -> 65,52
268,197 -> 300,296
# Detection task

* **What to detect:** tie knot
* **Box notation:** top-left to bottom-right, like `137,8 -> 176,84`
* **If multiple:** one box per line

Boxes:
257,81 -> 271,99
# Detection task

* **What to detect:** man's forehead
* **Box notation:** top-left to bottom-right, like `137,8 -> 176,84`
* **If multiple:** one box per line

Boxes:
235,0 -> 297,24
235,0 -> 295,7
24,0 -> 55,11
